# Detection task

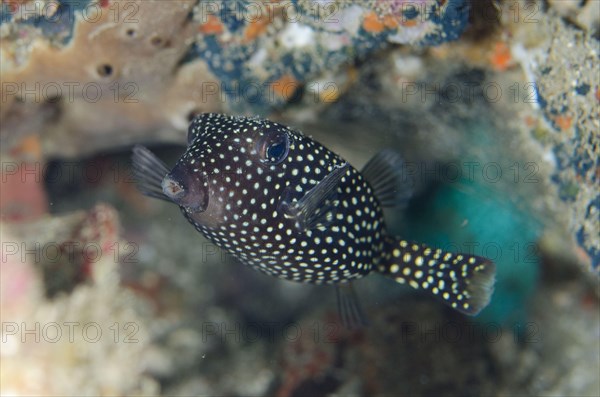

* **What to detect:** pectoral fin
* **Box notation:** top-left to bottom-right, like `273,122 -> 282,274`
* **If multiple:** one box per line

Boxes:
279,163 -> 349,231
131,145 -> 171,202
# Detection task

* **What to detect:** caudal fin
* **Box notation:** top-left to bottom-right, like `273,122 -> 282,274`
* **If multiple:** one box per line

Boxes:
131,145 -> 171,202
377,236 -> 495,315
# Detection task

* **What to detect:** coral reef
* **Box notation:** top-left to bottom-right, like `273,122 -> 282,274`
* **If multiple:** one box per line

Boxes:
1,0 -> 469,156
528,16 -> 599,271
187,0 -> 469,112
1,0 -> 219,156
1,204 -> 158,396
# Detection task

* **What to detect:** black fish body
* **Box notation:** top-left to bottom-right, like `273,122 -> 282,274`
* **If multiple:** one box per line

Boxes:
133,113 -> 495,315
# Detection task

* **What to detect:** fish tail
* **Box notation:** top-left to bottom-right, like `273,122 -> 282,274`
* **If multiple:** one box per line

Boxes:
131,145 -> 171,202
378,236 -> 496,316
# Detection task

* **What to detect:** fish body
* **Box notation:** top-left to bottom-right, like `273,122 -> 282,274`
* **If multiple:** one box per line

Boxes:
133,113 -> 495,315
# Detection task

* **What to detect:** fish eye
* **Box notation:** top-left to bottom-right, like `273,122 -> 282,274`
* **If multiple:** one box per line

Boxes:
260,133 -> 289,165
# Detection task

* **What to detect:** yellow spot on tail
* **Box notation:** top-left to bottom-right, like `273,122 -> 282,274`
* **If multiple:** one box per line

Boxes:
415,270 -> 423,279
403,253 -> 412,263
400,240 -> 408,248
469,257 -> 477,264
390,264 -> 400,273
393,249 -> 401,257
403,267 -> 411,276
415,256 -> 424,266
409,280 -> 419,289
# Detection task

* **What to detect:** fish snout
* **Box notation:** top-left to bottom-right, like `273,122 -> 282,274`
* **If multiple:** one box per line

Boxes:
161,177 -> 185,200
162,167 -> 208,213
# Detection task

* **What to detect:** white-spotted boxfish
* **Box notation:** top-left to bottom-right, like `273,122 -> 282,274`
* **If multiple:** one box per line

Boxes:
132,113 -> 495,318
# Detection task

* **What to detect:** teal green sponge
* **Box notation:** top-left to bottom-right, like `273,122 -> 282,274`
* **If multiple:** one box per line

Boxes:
401,179 -> 541,324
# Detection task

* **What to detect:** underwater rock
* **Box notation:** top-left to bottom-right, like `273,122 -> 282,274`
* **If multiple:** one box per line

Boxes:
0,153 -> 49,223
522,15 -> 599,273
188,0 -> 469,112
261,268 -> 599,397
0,229 -> 43,322
547,0 -> 600,35
0,0 -> 469,157
0,0 -> 220,157
0,204 -> 159,396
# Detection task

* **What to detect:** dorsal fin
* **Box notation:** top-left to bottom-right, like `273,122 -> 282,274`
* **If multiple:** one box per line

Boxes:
361,149 -> 413,208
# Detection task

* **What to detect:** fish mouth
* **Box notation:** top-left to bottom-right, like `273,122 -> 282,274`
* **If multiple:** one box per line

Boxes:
161,170 -> 208,213
161,178 -> 185,200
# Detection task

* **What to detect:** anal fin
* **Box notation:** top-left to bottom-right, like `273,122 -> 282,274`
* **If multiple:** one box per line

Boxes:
336,283 -> 369,330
